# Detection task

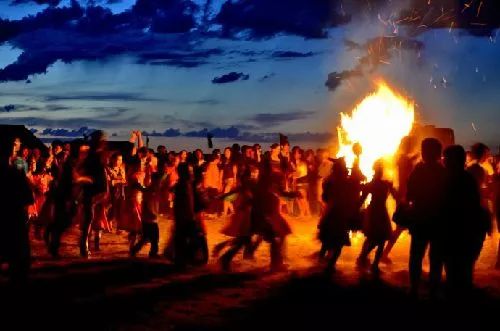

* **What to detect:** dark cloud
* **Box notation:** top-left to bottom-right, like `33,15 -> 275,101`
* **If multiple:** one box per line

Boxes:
250,111 -> 316,128
271,51 -> 315,58
142,128 -> 182,137
215,0 -> 350,39
0,0 -> 202,82
185,126 -> 240,138
42,92 -> 161,102
258,73 -> 276,82
10,0 -> 61,6
212,72 -> 249,84
325,69 -> 362,91
41,126 -> 96,137
326,36 -> 424,91
2,104 -> 16,112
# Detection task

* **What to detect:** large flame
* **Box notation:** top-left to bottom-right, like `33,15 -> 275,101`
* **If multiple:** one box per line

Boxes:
336,81 -> 415,180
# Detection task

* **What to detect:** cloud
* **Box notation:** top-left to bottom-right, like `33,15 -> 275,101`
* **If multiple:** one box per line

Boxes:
325,69 -> 362,91
325,36 -> 424,91
250,111 -> 316,128
10,0 -> 61,6
271,51 -> 315,58
0,0 -> 203,82
258,73 -> 275,82
212,72 -> 249,84
142,128 -> 182,137
42,92 -> 160,102
215,0 -> 350,39
41,126 -> 96,137
2,104 -> 16,112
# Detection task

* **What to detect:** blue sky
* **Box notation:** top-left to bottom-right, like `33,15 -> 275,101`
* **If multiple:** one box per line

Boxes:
0,0 -> 499,148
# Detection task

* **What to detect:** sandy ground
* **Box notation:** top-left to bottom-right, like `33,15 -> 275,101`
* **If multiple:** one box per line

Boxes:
1,214 -> 500,330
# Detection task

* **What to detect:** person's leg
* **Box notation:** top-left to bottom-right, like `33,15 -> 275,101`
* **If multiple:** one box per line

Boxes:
93,230 -> 101,251
382,226 -> 404,262
80,197 -> 94,257
270,237 -> 286,271
496,239 -> 500,269
429,239 -> 445,296
149,223 -> 160,257
372,242 -> 385,272
326,244 -> 343,274
409,234 -> 428,296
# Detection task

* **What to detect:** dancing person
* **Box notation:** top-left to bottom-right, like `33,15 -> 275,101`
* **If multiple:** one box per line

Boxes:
318,158 -> 357,273
357,160 -> 398,274
381,137 -> 416,264
292,148 -> 310,217
108,152 -> 127,232
220,147 -> 238,216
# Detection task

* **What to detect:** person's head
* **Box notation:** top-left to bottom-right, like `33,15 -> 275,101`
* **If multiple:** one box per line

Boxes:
179,150 -> 188,162
157,145 -> 167,155
137,146 -> 148,159
352,143 -> 362,157
89,130 -> 107,152
304,149 -> 315,163
470,142 -> 490,163
232,143 -> 241,153
373,159 -> 384,179
332,158 -> 348,179
253,144 -> 261,154
21,146 -> 30,159
223,147 -> 231,159
421,138 -> 442,164
212,149 -> 221,159
32,148 -> 41,160
13,137 -> 21,155
444,145 -> 466,172
243,146 -> 253,158
292,146 -> 302,160
281,142 -> 290,153
148,148 -> 155,157
111,152 -> 123,168
51,140 -> 63,156
270,143 -> 280,158
78,143 -> 90,161
28,156 -> 37,173
195,149 -> 204,161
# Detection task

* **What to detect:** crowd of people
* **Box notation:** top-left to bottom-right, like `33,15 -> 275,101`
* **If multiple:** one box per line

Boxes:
0,129 -> 499,298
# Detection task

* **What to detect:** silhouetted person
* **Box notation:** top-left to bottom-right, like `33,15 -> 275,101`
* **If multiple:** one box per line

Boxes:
318,158 -> 357,273
443,145 -> 489,295
357,160 -> 398,274
80,131 -> 108,258
406,138 -> 446,297
382,136 -> 416,263
0,139 -> 34,284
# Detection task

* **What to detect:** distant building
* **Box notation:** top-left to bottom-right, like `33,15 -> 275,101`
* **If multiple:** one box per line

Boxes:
0,124 -> 48,154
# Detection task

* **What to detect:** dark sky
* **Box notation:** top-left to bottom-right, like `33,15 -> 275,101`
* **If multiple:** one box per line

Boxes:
0,0 -> 499,147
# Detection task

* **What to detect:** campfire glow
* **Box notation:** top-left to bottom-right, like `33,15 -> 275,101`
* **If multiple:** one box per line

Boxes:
336,81 -> 415,180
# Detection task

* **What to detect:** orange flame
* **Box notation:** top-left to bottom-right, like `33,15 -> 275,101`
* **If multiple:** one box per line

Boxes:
336,81 -> 415,180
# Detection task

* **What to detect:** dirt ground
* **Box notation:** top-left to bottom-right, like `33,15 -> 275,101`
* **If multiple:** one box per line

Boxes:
1,215 -> 500,330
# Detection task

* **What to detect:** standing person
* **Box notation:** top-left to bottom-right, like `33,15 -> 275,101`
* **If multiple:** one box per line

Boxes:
292,148 -> 310,217
443,145 -> 490,295
204,153 -> 222,215
318,159 -> 356,273
406,138 -> 447,297
122,169 -> 146,251
108,152 -> 127,233
0,138 -> 34,284
172,163 -> 207,266
79,131 -> 108,258
316,149 -> 333,214
356,160 -> 398,274
220,147 -> 238,216
131,169 -> 161,258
